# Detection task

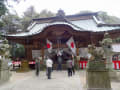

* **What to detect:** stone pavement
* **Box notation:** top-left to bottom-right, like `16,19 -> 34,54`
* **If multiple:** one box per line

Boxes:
0,70 -> 120,90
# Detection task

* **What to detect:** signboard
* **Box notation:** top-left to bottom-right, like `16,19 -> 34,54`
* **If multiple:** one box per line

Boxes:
32,50 -> 41,59
112,44 -> 120,52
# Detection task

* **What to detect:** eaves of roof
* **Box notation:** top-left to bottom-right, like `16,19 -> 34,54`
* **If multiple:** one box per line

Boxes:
32,12 -> 98,21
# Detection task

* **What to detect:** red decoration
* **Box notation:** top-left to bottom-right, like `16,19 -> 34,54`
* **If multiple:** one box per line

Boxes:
71,42 -> 74,48
47,43 -> 51,48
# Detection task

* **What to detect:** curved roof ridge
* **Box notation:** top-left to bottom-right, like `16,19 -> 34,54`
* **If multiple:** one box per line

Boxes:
32,12 -> 98,21
97,23 -> 120,27
92,15 -> 105,25
62,17 -> 85,30
47,15 -> 85,30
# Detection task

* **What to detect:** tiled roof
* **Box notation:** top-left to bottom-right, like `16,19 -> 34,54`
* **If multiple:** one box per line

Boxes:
6,13 -> 120,37
72,19 -> 120,32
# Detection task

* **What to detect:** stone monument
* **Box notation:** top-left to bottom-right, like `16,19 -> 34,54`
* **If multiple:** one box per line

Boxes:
100,32 -> 113,70
0,36 -> 11,84
86,33 -> 112,90
100,32 -> 117,79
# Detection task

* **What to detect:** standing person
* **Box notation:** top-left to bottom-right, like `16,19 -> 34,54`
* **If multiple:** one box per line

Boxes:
72,55 -> 75,75
72,58 -> 75,75
35,57 -> 40,76
46,57 -> 53,79
57,55 -> 62,71
66,56 -> 73,77
57,51 -> 62,71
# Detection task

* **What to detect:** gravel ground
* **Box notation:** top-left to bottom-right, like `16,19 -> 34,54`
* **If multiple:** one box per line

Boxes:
0,70 -> 119,90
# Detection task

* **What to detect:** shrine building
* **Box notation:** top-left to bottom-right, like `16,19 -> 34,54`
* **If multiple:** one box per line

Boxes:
5,10 -> 120,64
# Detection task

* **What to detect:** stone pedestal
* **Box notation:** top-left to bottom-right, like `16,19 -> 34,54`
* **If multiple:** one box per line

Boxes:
0,60 -> 11,84
109,71 -> 117,80
17,60 -> 30,72
86,60 -> 111,90
116,70 -> 120,81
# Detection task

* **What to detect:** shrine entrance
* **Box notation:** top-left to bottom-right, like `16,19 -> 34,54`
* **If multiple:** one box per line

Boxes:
45,48 -> 73,70
50,51 -> 68,64
6,24 -> 99,68
40,24 -> 88,61
5,11 -> 120,71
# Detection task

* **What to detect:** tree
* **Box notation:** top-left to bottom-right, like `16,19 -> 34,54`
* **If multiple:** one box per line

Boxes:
98,11 -> 120,24
10,43 -> 25,58
21,6 -> 55,31
77,10 -> 93,14
1,13 -> 22,33
21,6 -> 40,31
0,0 -> 7,28
0,0 -> 24,17
0,0 -> 26,33
0,0 -> 7,17
39,9 -> 55,18
77,10 -> 120,24
15,44 -> 25,58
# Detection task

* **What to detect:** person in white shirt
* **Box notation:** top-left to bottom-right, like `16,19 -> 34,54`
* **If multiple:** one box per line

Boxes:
46,57 -> 53,79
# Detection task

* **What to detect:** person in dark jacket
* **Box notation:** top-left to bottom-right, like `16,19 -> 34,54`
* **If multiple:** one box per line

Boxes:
35,57 -> 40,76
72,55 -> 75,75
66,56 -> 73,77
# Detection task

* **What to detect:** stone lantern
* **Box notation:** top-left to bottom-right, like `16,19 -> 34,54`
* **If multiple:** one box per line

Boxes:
0,37 -> 11,84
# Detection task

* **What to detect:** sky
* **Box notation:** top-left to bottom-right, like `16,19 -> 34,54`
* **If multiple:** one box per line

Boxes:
9,0 -> 120,18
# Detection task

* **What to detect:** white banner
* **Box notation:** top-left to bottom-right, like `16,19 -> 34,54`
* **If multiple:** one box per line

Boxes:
32,50 -> 41,59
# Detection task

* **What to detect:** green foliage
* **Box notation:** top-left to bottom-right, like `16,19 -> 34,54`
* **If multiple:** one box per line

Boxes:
0,4 -> 55,33
113,37 -> 120,43
0,0 -> 7,17
74,61 -> 79,70
40,63 -> 46,70
0,21 -> 4,27
21,6 -> 40,31
73,56 -> 79,70
78,10 -> 120,24
39,9 -> 55,18
0,0 -> 23,17
1,13 -> 22,33
11,44 -> 25,58
77,10 -> 93,14
21,6 -> 55,31
15,44 -> 25,58
98,11 -> 120,24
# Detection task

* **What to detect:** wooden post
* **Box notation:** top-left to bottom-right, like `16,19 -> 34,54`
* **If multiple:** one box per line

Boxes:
41,46 -> 44,61
24,45 -> 32,61
90,32 -> 94,45
76,41 -> 79,56
34,41 -> 38,48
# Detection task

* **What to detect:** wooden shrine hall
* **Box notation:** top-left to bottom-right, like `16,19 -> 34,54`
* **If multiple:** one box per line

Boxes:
5,10 -> 120,62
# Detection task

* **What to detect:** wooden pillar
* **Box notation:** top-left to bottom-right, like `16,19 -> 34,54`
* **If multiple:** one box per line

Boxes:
24,45 -> 32,60
90,32 -> 96,45
34,40 -> 38,48
90,32 -> 93,44
41,46 -> 44,61
76,42 -> 79,56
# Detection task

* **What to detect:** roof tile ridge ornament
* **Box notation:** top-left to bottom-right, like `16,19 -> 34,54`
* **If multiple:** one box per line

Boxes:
62,17 -> 85,30
26,21 -> 37,32
49,9 -> 66,23
56,9 -> 66,17
49,9 -> 85,30
92,15 -> 105,26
